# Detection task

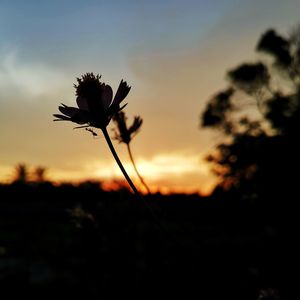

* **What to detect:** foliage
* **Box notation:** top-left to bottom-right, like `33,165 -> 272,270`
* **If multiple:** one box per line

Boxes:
0,182 -> 285,298
201,27 -> 300,202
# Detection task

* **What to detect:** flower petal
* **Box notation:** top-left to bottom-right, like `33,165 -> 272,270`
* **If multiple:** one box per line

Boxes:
58,105 -> 81,117
56,104 -> 92,125
128,116 -> 143,134
101,84 -> 113,110
53,114 -> 71,121
118,103 -> 128,111
76,96 -> 89,110
112,80 -> 131,106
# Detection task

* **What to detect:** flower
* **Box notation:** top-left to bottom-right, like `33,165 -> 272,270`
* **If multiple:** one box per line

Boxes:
112,111 -> 143,144
112,111 -> 151,194
53,73 -> 131,129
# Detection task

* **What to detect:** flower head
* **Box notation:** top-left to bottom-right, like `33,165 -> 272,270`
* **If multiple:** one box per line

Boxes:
53,73 -> 131,129
112,111 -> 143,144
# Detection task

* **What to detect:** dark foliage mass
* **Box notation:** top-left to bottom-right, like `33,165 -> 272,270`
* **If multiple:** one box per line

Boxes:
201,26 -> 300,198
0,182 -> 288,299
201,26 -> 300,300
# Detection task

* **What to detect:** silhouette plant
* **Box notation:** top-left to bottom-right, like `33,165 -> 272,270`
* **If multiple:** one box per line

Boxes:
34,166 -> 47,183
201,26 -> 300,201
112,111 -> 151,194
13,163 -> 29,183
53,73 -> 140,196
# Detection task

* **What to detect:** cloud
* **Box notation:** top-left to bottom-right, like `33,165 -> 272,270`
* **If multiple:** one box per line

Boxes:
0,47 -> 69,100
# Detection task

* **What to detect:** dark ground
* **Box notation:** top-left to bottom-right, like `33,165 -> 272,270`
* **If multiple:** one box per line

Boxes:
0,182 -> 297,299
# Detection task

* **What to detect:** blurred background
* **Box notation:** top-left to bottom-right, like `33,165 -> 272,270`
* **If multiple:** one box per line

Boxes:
0,0 -> 299,194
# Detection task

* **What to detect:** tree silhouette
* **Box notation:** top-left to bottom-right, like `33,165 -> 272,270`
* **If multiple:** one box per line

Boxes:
34,166 -> 47,183
13,163 -> 29,183
201,27 -> 300,207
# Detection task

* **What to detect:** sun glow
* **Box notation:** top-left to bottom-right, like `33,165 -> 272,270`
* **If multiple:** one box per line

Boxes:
48,153 -> 217,195
0,153 -> 215,195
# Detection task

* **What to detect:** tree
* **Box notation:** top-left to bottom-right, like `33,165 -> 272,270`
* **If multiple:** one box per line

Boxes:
34,166 -> 47,183
13,163 -> 29,184
201,27 -> 300,207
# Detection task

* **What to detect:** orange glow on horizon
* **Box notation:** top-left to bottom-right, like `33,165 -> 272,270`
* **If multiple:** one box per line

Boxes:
0,153 -> 217,195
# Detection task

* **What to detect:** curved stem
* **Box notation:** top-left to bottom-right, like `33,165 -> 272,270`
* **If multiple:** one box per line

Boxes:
102,127 -> 169,236
127,143 -> 151,194
102,127 -> 140,196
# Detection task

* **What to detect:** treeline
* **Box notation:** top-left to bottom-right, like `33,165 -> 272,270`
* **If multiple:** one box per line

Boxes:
0,179 -> 289,299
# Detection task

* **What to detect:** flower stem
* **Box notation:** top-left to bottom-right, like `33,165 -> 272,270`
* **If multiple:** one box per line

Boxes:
102,127 -> 140,196
127,143 -> 151,194
102,127 -> 175,240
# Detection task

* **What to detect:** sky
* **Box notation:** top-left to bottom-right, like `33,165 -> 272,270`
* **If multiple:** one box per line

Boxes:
1,0 -> 300,194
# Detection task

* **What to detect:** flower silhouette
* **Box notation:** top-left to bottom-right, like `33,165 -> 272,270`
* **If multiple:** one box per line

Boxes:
53,73 -> 140,195
113,111 -> 143,144
53,73 -> 165,234
53,73 -> 130,129
113,111 -> 151,194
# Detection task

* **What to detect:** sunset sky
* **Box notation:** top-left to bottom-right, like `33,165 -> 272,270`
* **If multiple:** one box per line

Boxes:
1,0 -> 300,194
